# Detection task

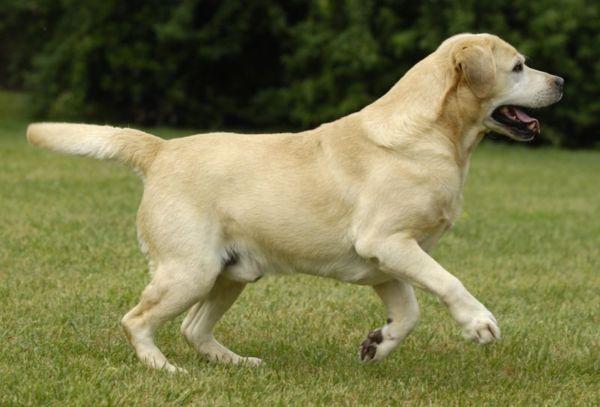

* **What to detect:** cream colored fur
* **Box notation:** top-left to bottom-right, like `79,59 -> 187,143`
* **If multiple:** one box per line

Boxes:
27,33 -> 563,371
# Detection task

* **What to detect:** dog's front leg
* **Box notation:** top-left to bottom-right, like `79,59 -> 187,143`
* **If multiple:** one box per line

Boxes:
356,234 -> 500,344
359,280 -> 419,363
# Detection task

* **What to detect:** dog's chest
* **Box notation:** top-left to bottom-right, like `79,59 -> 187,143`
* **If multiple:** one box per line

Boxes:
441,189 -> 463,228
420,206 -> 460,252
416,179 -> 465,251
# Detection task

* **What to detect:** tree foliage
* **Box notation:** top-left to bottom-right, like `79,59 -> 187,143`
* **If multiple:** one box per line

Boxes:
1,0 -> 598,147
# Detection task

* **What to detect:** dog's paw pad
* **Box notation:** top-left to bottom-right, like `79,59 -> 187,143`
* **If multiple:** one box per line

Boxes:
359,328 -> 383,362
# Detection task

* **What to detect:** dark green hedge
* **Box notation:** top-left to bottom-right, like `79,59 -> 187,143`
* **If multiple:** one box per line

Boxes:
1,0 -> 598,147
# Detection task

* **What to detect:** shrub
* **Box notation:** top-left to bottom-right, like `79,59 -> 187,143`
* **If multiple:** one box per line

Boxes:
1,0 -> 598,147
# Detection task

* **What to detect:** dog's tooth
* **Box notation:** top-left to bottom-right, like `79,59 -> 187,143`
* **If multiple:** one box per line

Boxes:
528,122 -> 540,133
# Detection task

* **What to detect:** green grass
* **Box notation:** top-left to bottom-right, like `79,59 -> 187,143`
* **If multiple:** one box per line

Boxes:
1,90 -> 599,405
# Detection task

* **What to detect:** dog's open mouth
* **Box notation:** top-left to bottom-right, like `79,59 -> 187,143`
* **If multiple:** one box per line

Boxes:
490,106 -> 540,141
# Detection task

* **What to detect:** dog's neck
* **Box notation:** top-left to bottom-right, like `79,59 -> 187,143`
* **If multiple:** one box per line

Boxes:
358,54 -> 487,170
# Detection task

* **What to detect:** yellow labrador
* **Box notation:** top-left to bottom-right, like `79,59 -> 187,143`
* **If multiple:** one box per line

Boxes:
27,33 -> 563,371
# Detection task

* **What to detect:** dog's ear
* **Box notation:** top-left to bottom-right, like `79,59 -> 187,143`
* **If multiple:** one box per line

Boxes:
453,42 -> 496,99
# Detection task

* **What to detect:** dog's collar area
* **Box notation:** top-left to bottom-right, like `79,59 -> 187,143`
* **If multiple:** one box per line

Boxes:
490,105 -> 540,140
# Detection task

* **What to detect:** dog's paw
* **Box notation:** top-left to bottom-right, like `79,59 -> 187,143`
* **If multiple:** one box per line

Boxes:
461,311 -> 500,344
168,365 -> 189,374
358,327 -> 399,363
238,357 -> 263,367
359,328 -> 383,362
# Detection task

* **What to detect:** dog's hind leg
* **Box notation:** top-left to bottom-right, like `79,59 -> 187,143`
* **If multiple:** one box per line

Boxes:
359,280 -> 419,363
181,276 -> 262,366
121,258 -> 221,372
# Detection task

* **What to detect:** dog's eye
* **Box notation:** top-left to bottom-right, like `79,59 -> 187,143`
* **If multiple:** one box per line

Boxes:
513,62 -> 523,72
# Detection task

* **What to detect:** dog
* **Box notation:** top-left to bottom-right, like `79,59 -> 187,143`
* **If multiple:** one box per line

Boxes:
27,33 -> 563,372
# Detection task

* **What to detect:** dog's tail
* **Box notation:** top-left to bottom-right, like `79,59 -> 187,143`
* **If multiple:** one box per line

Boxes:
26,123 -> 164,175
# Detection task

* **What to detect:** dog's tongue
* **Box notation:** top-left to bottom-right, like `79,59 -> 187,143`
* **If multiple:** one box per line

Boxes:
513,107 -> 537,125
502,106 -> 540,133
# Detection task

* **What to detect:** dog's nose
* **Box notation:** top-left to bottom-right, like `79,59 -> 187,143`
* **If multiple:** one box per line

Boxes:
554,76 -> 564,90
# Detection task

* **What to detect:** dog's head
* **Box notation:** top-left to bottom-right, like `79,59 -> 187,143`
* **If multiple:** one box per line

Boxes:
443,33 -> 563,141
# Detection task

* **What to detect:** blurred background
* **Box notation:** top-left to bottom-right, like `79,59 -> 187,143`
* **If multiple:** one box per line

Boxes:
1,0 -> 598,147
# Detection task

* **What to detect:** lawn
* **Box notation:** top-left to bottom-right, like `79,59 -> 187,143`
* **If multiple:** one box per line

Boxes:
0,91 -> 598,405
